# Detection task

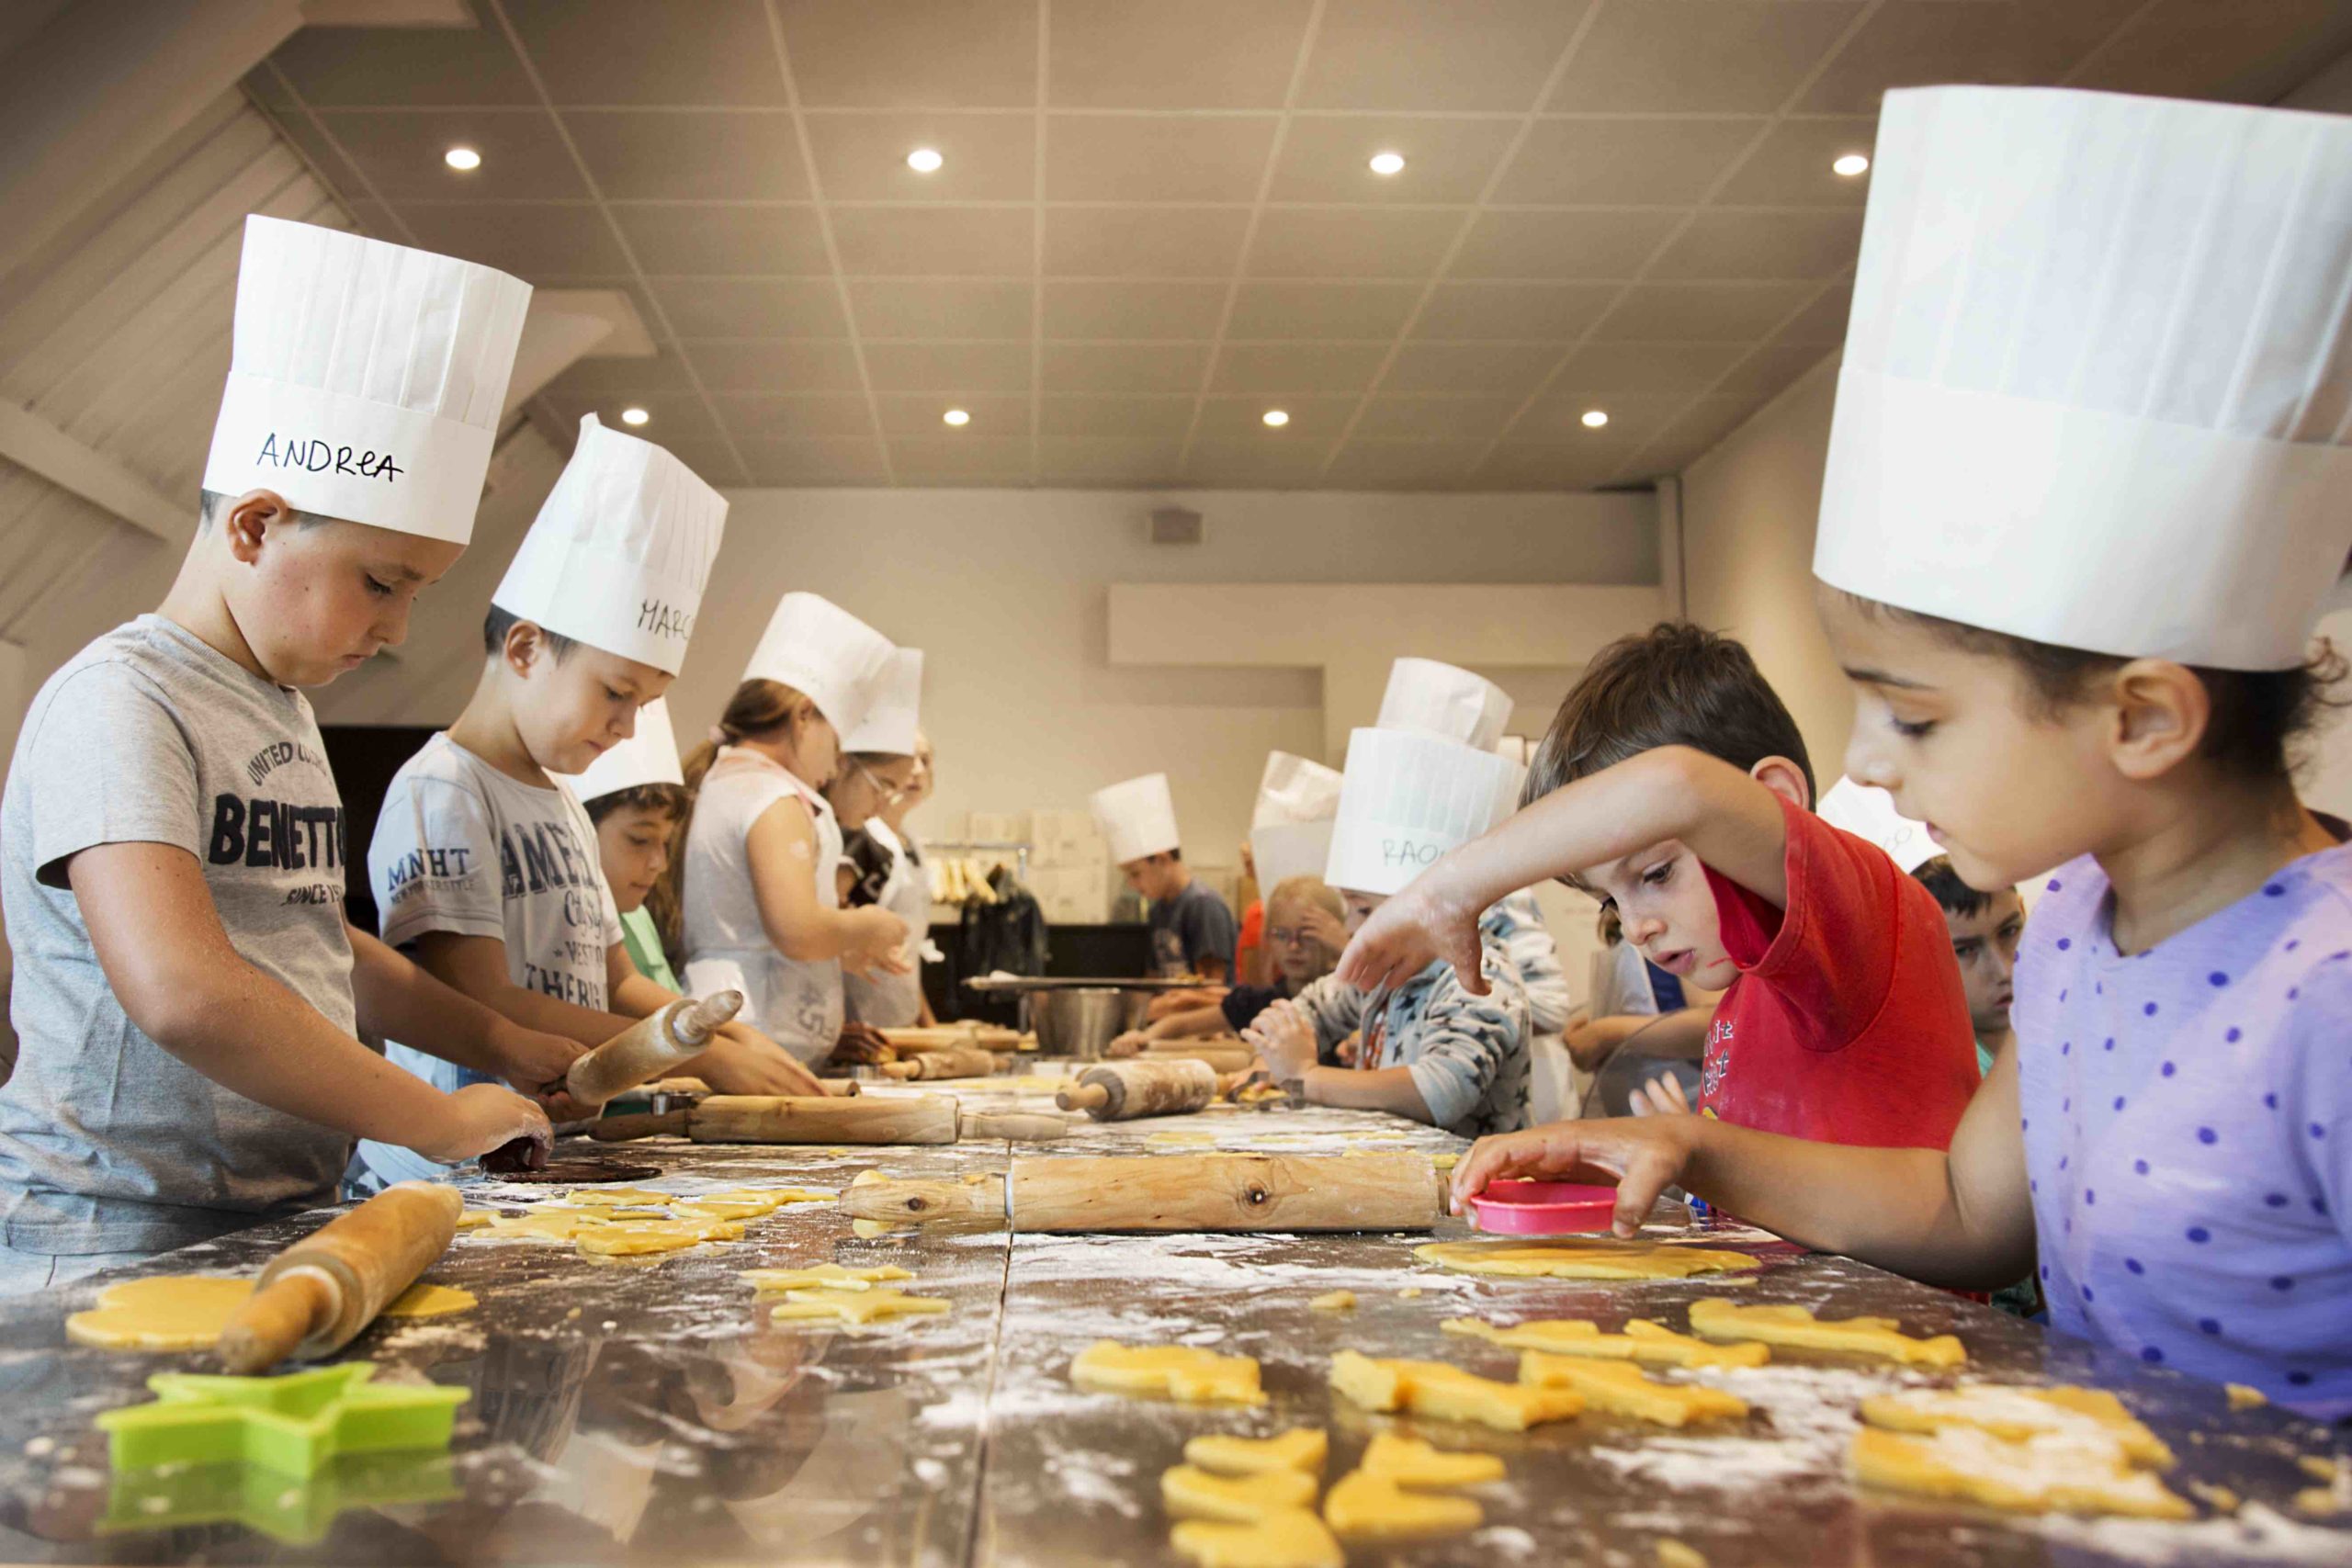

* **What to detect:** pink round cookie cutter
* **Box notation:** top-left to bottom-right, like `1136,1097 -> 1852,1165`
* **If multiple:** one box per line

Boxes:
1465,1179 -> 1620,1235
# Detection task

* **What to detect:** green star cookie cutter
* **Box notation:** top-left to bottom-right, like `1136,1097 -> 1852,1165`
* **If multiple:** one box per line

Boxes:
96,1363 -> 468,1477
103,1450 -> 458,1544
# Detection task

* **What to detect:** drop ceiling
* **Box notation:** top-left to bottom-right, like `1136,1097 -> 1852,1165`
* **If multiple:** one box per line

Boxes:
248,0 -> 2352,491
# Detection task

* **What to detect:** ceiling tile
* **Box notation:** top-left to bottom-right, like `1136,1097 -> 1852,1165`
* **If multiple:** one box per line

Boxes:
266,110 -> 373,202
874,392 -> 1029,434
267,23 -> 536,107
774,0 -> 1038,108
710,392 -> 876,439
1451,209 -> 1680,279
1381,341 -> 1561,398
1324,439 -> 1485,489
2068,0 -> 2352,105
1035,436 -> 1190,484
1494,118 -> 1759,205
614,203 -> 831,274
1042,281 -> 1229,339
1208,343 -> 1389,395
888,434 -> 1033,479
566,110 -> 807,200
1195,395 -> 1361,441
1634,395 -> 1759,473
1545,1 -> 1866,114
1589,281 -> 1813,342
1517,391 -> 1683,446
1705,343 -> 1832,408
848,279 -> 1033,340
1039,395 -> 1197,437
1268,116 -> 1521,206
654,278 -> 847,340
1244,209 -> 1462,278
860,341 -> 1033,392
805,112 -> 1036,201
738,434 -> 890,485
1802,0 -> 2147,114
828,207 -> 1034,276
686,339 -> 865,391
395,201 -> 630,278
543,389 -> 719,443
1046,114 -> 1278,203
1049,0 -> 1317,109
1712,117 -> 1876,208
541,346 -> 697,400
1044,208 -> 1251,276
1547,340 -> 1749,399
1411,282 -> 1616,341
1772,281 -> 1852,347
503,0 -> 786,106
1042,344 -> 1213,393
1226,282 -> 1420,341
1351,395 -> 1523,440
315,108 -> 585,200
1184,440 -> 1332,487
1646,210 -> 1862,281
1298,0 -> 1594,111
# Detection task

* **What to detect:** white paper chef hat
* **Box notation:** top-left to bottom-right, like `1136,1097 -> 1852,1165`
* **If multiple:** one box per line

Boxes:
1325,728 -> 1515,897
203,215 -> 530,545
1376,658 -> 1514,751
1091,773 -> 1181,865
742,592 -> 896,734
842,649 -> 923,756
492,416 -> 727,674
1814,86 -> 2352,671
1815,776 -> 1939,874
561,697 -> 686,805
1250,751 -> 1343,893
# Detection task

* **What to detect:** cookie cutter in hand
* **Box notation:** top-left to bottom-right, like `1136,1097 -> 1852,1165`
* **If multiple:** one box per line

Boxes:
1464,1179 -> 1620,1235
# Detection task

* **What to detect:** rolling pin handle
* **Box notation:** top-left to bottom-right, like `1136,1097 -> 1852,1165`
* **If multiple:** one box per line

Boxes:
591,1110 -> 690,1142
961,1111 -> 1070,1143
216,1268 -> 338,1375
671,988 -> 743,1047
878,1061 -> 921,1080
1056,1083 -> 1113,1114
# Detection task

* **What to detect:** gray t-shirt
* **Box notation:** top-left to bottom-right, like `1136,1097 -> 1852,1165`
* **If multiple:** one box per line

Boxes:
1148,878 -> 1238,978
0,615 -> 356,1253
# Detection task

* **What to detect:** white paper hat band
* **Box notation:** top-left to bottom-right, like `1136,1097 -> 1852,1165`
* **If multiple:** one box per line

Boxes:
843,649 -> 922,755
204,376 -> 493,546
744,593 -> 896,734
1325,729 -> 1513,897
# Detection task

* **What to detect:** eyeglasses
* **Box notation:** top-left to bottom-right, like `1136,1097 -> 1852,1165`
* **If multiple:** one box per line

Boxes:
851,761 -> 909,804
1266,927 -> 1317,948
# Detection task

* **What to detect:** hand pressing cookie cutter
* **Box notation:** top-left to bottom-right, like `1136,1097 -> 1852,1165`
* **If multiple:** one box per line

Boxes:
1465,1180 -> 1619,1235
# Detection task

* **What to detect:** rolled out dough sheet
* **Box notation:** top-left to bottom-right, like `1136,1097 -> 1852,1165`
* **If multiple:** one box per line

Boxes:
66,1276 -> 254,1350
1414,1238 -> 1759,1280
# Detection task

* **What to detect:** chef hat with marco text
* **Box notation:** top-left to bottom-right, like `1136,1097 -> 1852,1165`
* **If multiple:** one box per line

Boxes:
842,649 -> 924,756
742,592 -> 896,734
560,697 -> 685,806
203,215 -> 531,545
1813,87 -> 2352,671
493,415 -> 727,674
1250,751 -> 1344,893
1325,728 -> 1515,897
1091,773 -> 1182,865
1376,659 -> 1514,751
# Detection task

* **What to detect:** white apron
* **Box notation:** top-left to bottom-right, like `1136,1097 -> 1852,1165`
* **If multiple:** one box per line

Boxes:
842,819 -> 930,1028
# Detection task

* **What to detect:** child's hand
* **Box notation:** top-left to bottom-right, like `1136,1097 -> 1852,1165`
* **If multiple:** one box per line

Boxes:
829,1021 -> 894,1066
1240,999 -> 1317,1082
843,908 -> 912,976
695,1027 -> 829,1096
1299,904 -> 1350,956
424,1083 -> 552,1166
1449,1115 -> 1703,1238
488,1019 -> 585,1100
1628,1073 -> 1692,1118
1337,875 -> 1485,996
1105,1030 -> 1150,1059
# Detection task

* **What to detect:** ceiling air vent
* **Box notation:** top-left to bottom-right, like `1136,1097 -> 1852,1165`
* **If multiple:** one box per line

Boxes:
1149,506 -> 1204,546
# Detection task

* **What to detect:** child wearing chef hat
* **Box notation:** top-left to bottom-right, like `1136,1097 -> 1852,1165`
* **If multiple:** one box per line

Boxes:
354,416 -> 824,1190
1091,773 -> 1240,983
1436,88 -> 2352,1414
0,218 -> 560,1287
830,651 -> 934,1034
673,592 -> 912,1068
569,696 -> 691,994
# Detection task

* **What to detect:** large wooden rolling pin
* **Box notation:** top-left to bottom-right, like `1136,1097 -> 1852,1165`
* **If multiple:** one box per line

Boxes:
1057,1058 -> 1217,1121
565,990 -> 743,1109
877,1045 -> 999,1081
840,1152 -> 1443,1234
216,1182 -> 460,1374
591,1093 -> 1069,1145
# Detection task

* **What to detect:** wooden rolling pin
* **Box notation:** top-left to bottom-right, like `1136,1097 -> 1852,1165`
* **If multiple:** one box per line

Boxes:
216,1182 -> 460,1374
1057,1058 -> 1218,1122
878,1045 -> 999,1081
1142,1042 -> 1257,1074
840,1152 -> 1443,1234
882,1024 -> 1023,1054
590,1093 -> 1068,1145
566,990 -> 744,1109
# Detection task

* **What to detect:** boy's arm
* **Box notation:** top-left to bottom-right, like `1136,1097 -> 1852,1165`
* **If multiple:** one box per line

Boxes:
70,844 -> 548,1162
1566,1004 -> 1715,1073
1341,747 -> 1790,994
605,946 -> 830,1098
407,931 -> 637,1048
1241,999 -> 1435,1122
346,925 -> 583,1099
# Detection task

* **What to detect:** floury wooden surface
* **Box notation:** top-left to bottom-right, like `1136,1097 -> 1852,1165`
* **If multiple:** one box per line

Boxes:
0,1087 -> 2340,1566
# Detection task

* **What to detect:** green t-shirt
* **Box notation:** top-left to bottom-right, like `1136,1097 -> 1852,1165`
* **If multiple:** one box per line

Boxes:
1975,1036 -> 1997,1077
619,905 -> 679,993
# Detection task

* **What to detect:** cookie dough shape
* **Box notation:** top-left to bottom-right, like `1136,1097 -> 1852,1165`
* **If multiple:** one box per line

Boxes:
67,1277 -> 254,1350
1071,1342 -> 1266,1406
1860,1385 -> 2172,1467
1170,1509 -> 1341,1568
380,1283 -> 477,1319
768,1287 -> 949,1325
1329,1351 -> 1580,1432
1443,1315 -> 1769,1370
1323,1470 -> 1482,1540
1849,1426 -> 2191,1519
1161,1463 -> 1318,1521
1308,1291 -> 1355,1313
1414,1238 -> 1758,1280
481,1210 -> 615,1241
558,1188 -> 677,1208
741,1263 -> 914,1293
1518,1352 -> 1749,1427
1358,1431 -> 1503,1488
574,1218 -> 743,1257
455,1213 -> 495,1232
1688,1299 -> 1964,1368
1184,1428 -> 1328,1477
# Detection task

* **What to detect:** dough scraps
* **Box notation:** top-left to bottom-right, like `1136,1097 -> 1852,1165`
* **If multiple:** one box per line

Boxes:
1308,1292 -> 1356,1313
1849,1426 -> 2191,1519
768,1287 -> 949,1325
2225,1383 -> 2267,1410
1860,1385 -> 2172,1467
741,1263 -> 914,1293
1358,1431 -> 1503,1488
558,1188 -> 677,1207
455,1213 -> 495,1232
1413,1238 -> 1759,1280
573,1218 -> 744,1257
1688,1299 -> 1964,1368
1442,1315 -> 1769,1370
380,1282 -> 477,1319
1161,1463 -> 1318,1521
1146,1131 -> 1221,1146
1322,1470 -> 1482,1540
1328,1351 -> 1580,1432
480,1210 -> 616,1242
1170,1509 -> 1342,1568
1656,1541 -> 1709,1568
1183,1428 -> 1328,1477
1518,1352 -> 1749,1427
67,1277 -> 253,1350
1071,1342 -> 1266,1406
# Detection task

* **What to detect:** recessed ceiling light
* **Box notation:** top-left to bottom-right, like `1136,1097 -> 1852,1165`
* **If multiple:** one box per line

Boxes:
619,406 -> 650,427
444,146 -> 481,172
1833,152 -> 1870,177
1262,409 -> 1291,428
943,408 -> 971,427
1580,409 -> 1609,429
1368,151 -> 1406,176
907,147 -> 944,174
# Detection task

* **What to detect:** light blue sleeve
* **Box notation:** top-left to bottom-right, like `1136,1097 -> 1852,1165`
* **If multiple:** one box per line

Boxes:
1398,959 -> 1526,1134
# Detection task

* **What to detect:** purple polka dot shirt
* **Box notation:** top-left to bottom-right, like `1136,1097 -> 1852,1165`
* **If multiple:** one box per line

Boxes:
2016,844 -> 2352,1417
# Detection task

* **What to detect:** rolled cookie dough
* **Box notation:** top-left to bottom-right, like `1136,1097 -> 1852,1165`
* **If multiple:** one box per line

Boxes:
768,1287 -> 949,1325
1161,1463 -> 1318,1521
1413,1238 -> 1758,1280
1358,1431 -> 1502,1488
1849,1426 -> 2191,1519
1072,1342 -> 1265,1405
1183,1428 -> 1328,1477
1324,1469 -> 1482,1540
1170,1509 -> 1341,1568
1442,1315 -> 1769,1370
1860,1384 -> 2171,1467
1329,1351 -> 1579,1432
66,1277 -> 253,1350
381,1282 -> 478,1319
1518,1352 -> 1748,1427
1689,1299 -> 1964,1368
741,1263 -> 913,1293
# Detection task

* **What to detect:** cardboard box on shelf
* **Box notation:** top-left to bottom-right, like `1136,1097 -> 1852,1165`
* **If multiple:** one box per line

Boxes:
1030,836 -> 1109,872
966,811 -> 1022,844
1041,889 -> 1110,925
